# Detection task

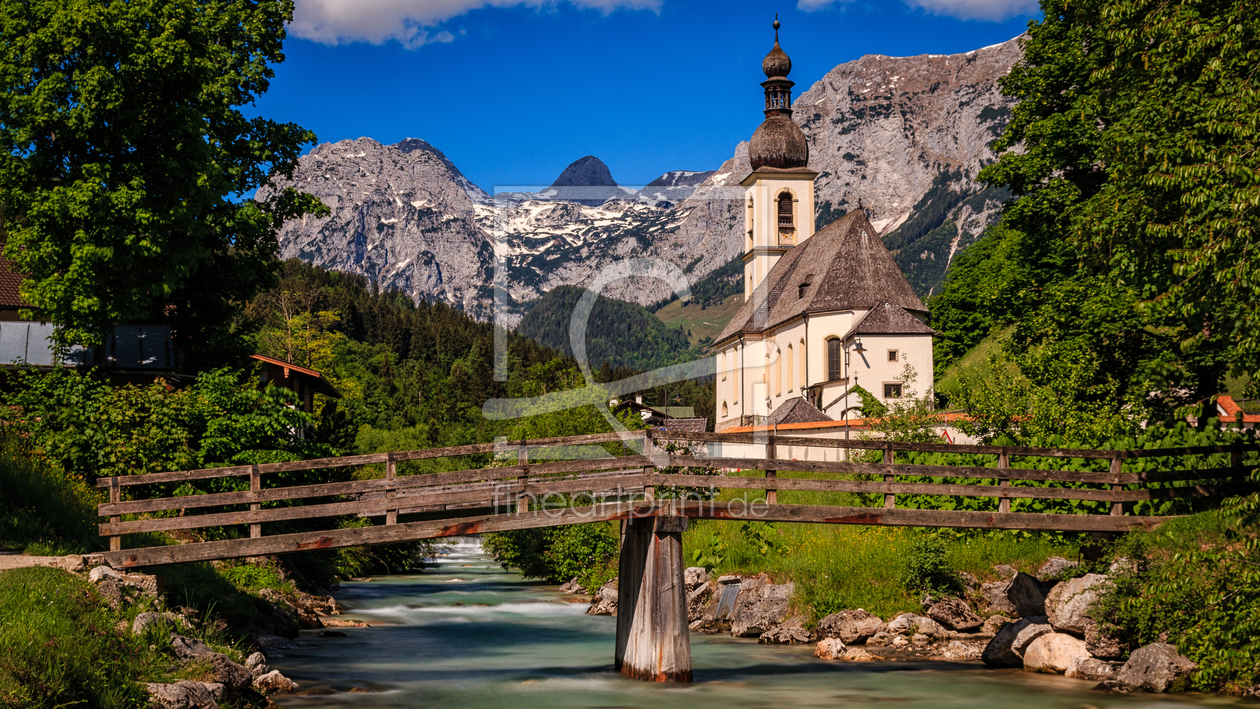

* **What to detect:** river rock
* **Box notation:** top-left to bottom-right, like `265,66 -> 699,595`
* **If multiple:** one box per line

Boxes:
1066,656 -> 1121,681
208,654 -> 252,692
1011,618 -> 1053,657
981,580 -> 1016,614
1023,632 -> 1089,674
1037,556 -> 1079,580
586,579 -> 618,616
1100,643 -> 1198,693
866,630 -> 894,646
941,640 -> 984,661
730,581 -> 793,637
687,583 -> 711,623
815,609 -> 885,644
1085,621 -> 1125,660
254,633 -> 296,650
170,634 -> 213,660
145,680 -> 220,708
253,669 -> 299,694
840,647 -> 875,661
982,615 -> 1010,635
89,566 -> 122,584
133,611 -> 191,636
981,616 -> 1048,667
1046,573 -> 1108,636
558,577 -> 583,594
815,637 -> 846,660
760,617 -> 810,644
1006,573 -> 1048,617
992,564 -> 1017,579
927,597 -> 983,632
244,652 -> 269,679
887,613 -> 947,639
684,567 -> 709,591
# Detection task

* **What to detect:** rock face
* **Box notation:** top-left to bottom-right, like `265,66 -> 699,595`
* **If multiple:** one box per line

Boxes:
815,609 -> 885,644
1046,573 -> 1107,636
1102,643 -> 1198,693
927,597 -> 983,632
586,578 -> 618,616
207,654 -> 252,692
244,652 -> 269,679
265,39 -> 1025,319
981,580 -> 1016,614
133,611 -> 190,636
981,616 -> 1046,667
1037,557 -> 1080,580
558,577 -> 583,595
1085,621 -> 1126,660
887,613 -> 947,639
1023,633 -> 1090,674
1011,619 -> 1053,657
759,617 -> 811,644
1006,573 -> 1048,618
729,580 -> 794,637
170,634 -> 213,661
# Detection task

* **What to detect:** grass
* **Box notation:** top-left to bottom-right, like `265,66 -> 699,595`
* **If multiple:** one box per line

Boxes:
0,435 -> 101,555
653,294 -> 744,346
0,566 -> 258,709
934,325 -> 1017,402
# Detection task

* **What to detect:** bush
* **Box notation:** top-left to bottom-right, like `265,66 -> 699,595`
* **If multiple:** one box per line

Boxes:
900,534 -> 960,596
0,433 -> 99,554
483,522 -> 620,591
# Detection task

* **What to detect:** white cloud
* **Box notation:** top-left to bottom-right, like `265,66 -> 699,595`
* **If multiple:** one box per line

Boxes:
291,0 -> 662,48
798,0 -> 1035,21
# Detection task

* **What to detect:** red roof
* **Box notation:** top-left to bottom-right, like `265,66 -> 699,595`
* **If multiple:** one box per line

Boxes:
725,410 -> 973,434
1217,396 -> 1260,424
249,354 -> 342,398
0,253 -> 27,309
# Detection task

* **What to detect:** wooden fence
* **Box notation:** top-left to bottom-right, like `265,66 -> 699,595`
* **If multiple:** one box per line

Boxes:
95,430 -> 1258,568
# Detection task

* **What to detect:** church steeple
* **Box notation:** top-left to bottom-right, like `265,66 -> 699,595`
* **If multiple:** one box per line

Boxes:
761,16 -> 794,117
748,17 -> 808,171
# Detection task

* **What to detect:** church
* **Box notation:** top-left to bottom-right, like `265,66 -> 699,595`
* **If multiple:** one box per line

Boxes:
712,21 -> 934,433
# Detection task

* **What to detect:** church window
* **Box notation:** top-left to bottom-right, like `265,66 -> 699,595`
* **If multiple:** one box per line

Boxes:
786,343 -> 794,392
720,352 -> 726,381
888,349 -> 899,362
884,383 -> 903,399
722,401 -> 729,417
826,338 -> 842,381
775,347 -> 782,396
777,192 -> 794,229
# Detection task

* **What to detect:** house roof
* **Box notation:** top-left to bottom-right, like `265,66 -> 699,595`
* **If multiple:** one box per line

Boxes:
250,354 -> 342,399
715,209 -> 926,343
659,417 -> 707,433
0,253 -> 28,310
724,410 -> 973,434
1217,396 -> 1260,424
846,300 -> 936,337
764,397 -> 832,426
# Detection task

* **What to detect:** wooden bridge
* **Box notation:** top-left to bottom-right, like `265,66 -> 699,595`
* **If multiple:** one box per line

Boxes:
95,430 -> 1257,684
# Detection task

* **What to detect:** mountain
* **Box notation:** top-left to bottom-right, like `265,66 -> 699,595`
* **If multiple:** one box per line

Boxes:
261,36 -> 1024,321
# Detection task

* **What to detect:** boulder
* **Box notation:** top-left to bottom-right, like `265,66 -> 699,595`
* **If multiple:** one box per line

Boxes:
992,564 -> 1018,579
1101,643 -> 1198,693
1037,556 -> 1079,580
1023,632 -> 1089,674
815,637 -> 846,660
841,647 -> 876,661
926,597 -> 983,632
941,640 -> 984,661
1046,573 -> 1108,636
958,571 -> 980,590
121,573 -> 163,599
252,670 -> 299,694
207,654 -> 252,692
815,609 -> 885,644
981,615 -> 1010,635
96,578 -> 125,609
1005,573 -> 1048,617
760,617 -> 811,645
684,567 -> 709,591
866,631 -> 893,647
1084,621 -> 1126,660
911,633 -> 931,646
170,634 -> 213,661
981,617 -> 1047,667
244,652 -> 269,679
730,582 -> 793,637
586,578 -> 618,616
145,680 -> 220,708
1011,618 -> 1053,657
253,634 -> 295,651
981,580 -> 1016,615
133,611 -> 191,636
89,566 -> 122,584
887,613 -> 947,638
686,583 -> 711,623
1066,656 -> 1121,681
558,577 -> 583,594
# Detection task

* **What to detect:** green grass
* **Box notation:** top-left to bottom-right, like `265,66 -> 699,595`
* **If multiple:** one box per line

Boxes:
934,325 -> 1016,401
0,435 -> 101,555
653,294 -> 743,346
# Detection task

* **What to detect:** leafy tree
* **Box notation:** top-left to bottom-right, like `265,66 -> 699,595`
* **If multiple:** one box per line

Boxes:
0,0 -> 325,364
976,0 -> 1260,416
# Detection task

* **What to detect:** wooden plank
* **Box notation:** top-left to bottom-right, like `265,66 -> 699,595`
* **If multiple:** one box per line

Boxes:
109,477 -> 120,552
1125,444 -> 1259,459
765,433 -> 777,505
517,444 -> 529,513
664,456 -> 1142,484
998,449 -> 1011,514
385,453 -> 397,526
1109,455 -> 1123,516
249,465 -> 261,539
883,443 -> 895,510
651,431 -> 1121,459
100,500 -> 1180,568
96,464 -> 254,489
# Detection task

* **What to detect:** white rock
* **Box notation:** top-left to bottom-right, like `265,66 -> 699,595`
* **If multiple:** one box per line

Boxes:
815,637 -> 847,660
89,566 -> 122,584
1023,633 -> 1090,674
252,670 -> 299,694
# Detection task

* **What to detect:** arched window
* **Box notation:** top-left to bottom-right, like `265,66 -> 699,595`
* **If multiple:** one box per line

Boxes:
775,347 -> 782,396
827,338 -> 842,381
733,345 -> 741,402
720,351 -> 726,381
778,192 -> 794,230
786,343 -> 794,393
722,401 -> 729,418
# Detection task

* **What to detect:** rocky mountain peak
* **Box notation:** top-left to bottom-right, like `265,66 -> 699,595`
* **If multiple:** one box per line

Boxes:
551,156 -> 617,188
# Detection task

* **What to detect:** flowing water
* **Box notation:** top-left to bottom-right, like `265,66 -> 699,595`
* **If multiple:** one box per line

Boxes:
271,538 -> 1242,709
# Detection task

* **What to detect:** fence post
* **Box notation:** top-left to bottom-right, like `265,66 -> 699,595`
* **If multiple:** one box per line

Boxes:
517,440 -> 530,513
109,476 -> 121,552
998,448 -> 1011,514
249,465 -> 261,539
1109,453 -> 1123,516
883,443 -> 895,509
765,430 -> 777,505
1231,444 -> 1243,474
385,452 -> 397,525
643,429 -> 656,504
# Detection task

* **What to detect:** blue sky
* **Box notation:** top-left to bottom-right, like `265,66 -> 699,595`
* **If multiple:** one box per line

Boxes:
252,0 -> 1040,192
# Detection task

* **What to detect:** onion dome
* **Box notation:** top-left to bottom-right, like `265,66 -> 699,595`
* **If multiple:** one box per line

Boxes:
749,16 -> 809,170
762,18 -> 791,78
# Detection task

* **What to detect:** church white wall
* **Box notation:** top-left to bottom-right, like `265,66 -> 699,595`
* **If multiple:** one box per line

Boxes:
843,333 -> 933,409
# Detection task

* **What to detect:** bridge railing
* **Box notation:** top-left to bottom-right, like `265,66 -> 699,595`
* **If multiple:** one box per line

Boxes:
94,429 -> 1259,568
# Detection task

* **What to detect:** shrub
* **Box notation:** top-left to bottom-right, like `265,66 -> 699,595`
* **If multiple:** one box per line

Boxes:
900,534 -> 960,597
0,433 -> 99,554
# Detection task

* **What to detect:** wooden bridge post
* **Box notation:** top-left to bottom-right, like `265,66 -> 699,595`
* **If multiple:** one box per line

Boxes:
997,448 -> 1011,514
109,476 -> 121,552
385,453 -> 397,526
641,430 -> 655,502
517,443 -> 530,513
765,431 -> 777,505
249,465 -> 261,539
883,443 -> 895,509
1109,453 -> 1123,516
615,514 -> 692,683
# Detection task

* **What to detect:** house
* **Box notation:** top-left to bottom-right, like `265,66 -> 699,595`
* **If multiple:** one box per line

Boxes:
711,22 -> 934,434
250,354 -> 342,414
612,397 -> 708,433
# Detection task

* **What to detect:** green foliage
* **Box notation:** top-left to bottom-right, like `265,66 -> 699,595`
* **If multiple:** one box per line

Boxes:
899,535 -> 960,597
1094,511 -> 1260,692
518,285 -> 695,373
0,433 -> 99,554
0,0 -> 326,364
739,521 -> 785,556
850,384 -> 887,419
483,522 -> 620,591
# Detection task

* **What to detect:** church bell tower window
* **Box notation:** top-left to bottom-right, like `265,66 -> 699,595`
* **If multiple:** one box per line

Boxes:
777,192 -> 795,245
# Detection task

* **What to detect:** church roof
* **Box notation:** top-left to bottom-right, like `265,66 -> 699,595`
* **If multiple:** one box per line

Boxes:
847,299 -> 936,337
764,397 -> 832,426
715,209 -> 927,343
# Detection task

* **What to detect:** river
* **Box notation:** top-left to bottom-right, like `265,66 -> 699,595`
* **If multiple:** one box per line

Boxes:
270,538 -> 1241,709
